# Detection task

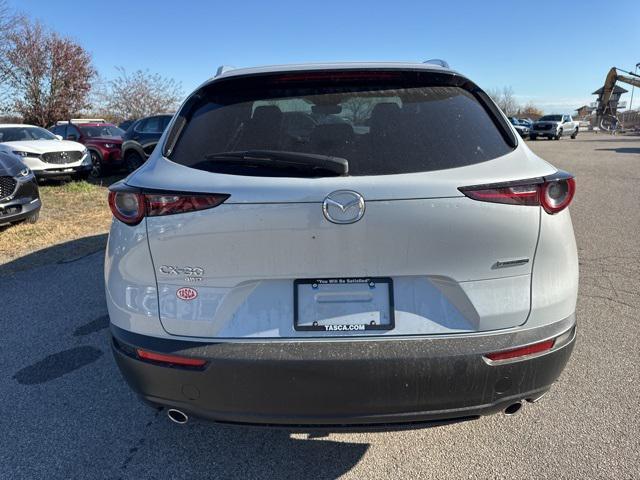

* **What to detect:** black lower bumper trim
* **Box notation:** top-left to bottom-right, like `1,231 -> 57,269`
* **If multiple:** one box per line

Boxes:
111,323 -> 575,428
0,198 -> 40,224
34,165 -> 91,178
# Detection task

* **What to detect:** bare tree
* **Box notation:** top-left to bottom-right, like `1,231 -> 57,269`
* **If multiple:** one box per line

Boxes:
342,97 -> 374,125
99,68 -> 183,122
0,0 -> 12,50
487,86 -> 518,116
518,102 -> 544,120
0,0 -> 15,110
0,17 -> 95,126
84,73 -> 120,123
0,0 -> 11,49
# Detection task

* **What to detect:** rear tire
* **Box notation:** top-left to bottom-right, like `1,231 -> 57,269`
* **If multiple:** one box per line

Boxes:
570,129 -> 578,139
125,151 -> 144,172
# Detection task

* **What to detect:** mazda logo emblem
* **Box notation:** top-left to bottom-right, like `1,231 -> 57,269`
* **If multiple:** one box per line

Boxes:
322,190 -> 365,224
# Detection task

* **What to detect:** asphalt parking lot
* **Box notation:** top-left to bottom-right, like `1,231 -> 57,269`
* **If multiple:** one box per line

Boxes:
1,132 -> 639,479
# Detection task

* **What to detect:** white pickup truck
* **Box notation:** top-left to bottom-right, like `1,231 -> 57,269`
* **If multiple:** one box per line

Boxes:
530,114 -> 579,140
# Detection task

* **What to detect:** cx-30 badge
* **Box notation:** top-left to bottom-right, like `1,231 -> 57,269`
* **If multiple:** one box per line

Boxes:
159,265 -> 204,282
322,190 -> 365,224
159,265 -> 204,276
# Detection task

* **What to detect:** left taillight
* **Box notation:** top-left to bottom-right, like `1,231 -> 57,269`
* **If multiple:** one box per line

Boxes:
136,349 -> 207,368
108,187 -> 229,226
459,170 -> 575,215
145,193 -> 228,217
108,191 -> 145,225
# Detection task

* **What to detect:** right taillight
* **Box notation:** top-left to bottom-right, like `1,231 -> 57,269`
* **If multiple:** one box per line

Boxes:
539,176 -> 575,214
459,170 -> 575,215
108,186 -> 229,225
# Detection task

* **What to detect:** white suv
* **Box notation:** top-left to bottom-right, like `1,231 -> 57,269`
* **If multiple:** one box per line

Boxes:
0,124 -> 90,180
106,62 -> 578,428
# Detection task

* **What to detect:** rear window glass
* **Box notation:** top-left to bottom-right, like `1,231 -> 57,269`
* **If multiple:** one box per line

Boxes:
169,75 -> 513,177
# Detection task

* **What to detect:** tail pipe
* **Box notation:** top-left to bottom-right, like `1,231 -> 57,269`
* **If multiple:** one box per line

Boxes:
167,408 -> 189,424
503,401 -> 523,416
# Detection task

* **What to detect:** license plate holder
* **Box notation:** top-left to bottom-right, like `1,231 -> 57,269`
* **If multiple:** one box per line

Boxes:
294,277 -> 394,332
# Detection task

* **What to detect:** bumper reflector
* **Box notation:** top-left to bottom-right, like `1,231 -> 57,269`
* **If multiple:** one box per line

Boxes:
485,339 -> 555,362
136,349 -> 207,368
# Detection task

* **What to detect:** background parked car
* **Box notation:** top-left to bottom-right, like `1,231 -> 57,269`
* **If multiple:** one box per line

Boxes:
508,116 -> 529,138
121,114 -> 172,171
530,115 -> 579,140
0,150 -> 40,225
0,124 -> 91,180
518,118 -> 533,128
118,119 -> 136,131
50,120 -> 125,177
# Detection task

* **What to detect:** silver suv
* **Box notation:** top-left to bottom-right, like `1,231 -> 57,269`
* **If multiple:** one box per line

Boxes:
106,62 -> 578,428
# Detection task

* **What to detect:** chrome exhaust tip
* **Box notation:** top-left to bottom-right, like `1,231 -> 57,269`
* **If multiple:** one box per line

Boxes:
167,408 -> 189,424
526,391 -> 548,404
503,401 -> 523,416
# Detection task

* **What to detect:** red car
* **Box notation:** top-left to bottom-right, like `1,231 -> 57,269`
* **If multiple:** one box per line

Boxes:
50,120 -> 125,177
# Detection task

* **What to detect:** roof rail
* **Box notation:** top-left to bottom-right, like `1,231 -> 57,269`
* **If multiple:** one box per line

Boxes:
423,59 -> 450,69
215,65 -> 236,77
56,118 -> 106,125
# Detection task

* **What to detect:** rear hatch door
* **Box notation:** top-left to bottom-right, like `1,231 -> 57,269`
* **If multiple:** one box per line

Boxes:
135,69 -> 554,338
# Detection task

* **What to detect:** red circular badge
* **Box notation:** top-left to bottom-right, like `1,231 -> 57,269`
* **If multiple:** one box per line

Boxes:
176,287 -> 198,301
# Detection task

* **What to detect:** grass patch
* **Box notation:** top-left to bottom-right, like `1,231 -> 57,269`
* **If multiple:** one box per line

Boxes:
57,180 -> 102,194
0,176 -> 122,269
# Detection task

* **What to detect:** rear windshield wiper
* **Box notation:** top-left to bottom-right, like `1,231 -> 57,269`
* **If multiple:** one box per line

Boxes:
201,150 -> 349,177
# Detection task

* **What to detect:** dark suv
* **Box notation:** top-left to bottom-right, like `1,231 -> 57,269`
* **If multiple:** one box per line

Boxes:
50,120 -> 125,177
121,114 -> 172,171
0,151 -> 40,225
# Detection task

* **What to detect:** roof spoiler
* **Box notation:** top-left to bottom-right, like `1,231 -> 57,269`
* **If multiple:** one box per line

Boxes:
423,59 -> 450,69
215,65 -> 236,77
56,119 -> 106,125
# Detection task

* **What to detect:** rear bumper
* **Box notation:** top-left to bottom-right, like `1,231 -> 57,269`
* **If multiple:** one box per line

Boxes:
111,315 -> 576,428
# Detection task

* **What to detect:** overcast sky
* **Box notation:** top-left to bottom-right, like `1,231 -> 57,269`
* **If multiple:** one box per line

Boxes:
12,0 -> 640,113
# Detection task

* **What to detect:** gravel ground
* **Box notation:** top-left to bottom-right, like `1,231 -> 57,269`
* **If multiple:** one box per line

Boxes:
1,133 -> 638,479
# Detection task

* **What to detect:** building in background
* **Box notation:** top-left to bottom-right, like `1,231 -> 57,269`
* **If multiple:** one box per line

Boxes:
574,105 -> 594,120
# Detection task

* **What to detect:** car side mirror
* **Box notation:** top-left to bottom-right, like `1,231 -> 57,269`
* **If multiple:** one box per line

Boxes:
55,134 -> 63,140
67,134 -> 78,141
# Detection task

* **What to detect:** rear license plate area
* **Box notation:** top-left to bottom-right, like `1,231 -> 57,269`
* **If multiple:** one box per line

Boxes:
294,277 -> 394,331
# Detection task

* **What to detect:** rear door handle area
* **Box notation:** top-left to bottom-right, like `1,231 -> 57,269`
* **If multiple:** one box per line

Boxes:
494,258 -> 530,269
